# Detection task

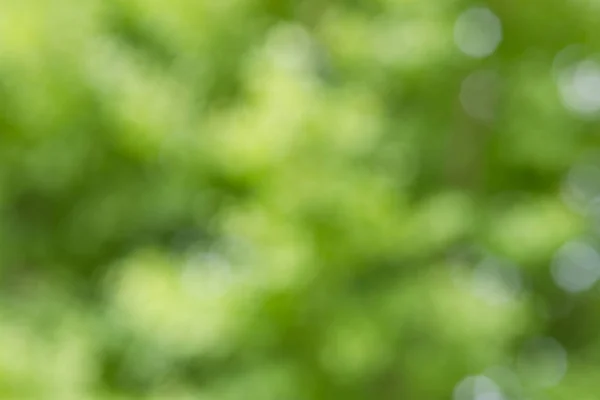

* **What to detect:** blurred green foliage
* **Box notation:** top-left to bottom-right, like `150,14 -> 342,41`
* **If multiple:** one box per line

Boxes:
1,0 -> 600,399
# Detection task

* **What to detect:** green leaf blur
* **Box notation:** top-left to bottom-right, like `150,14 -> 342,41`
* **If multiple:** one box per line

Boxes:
0,0 -> 598,399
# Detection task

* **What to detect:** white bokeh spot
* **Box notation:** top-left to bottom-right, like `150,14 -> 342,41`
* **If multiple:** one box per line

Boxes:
558,60 -> 600,116
454,375 -> 505,400
551,240 -> 600,293
454,7 -> 503,58
460,70 -> 501,121
517,337 -> 568,388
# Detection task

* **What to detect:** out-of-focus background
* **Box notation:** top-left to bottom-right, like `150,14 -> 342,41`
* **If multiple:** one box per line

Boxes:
1,0 -> 600,398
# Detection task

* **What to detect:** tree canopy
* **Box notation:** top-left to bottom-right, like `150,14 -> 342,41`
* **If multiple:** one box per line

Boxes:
0,0 -> 599,399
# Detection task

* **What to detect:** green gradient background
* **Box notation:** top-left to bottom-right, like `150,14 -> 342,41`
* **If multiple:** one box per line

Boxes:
0,0 -> 598,398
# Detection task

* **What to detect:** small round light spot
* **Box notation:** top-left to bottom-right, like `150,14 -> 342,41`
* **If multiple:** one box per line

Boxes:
460,70 -> 501,121
551,241 -> 600,293
454,8 -> 503,58
517,337 -> 568,387
562,161 -> 600,213
454,375 -> 505,400
558,60 -> 600,116
471,257 -> 522,305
